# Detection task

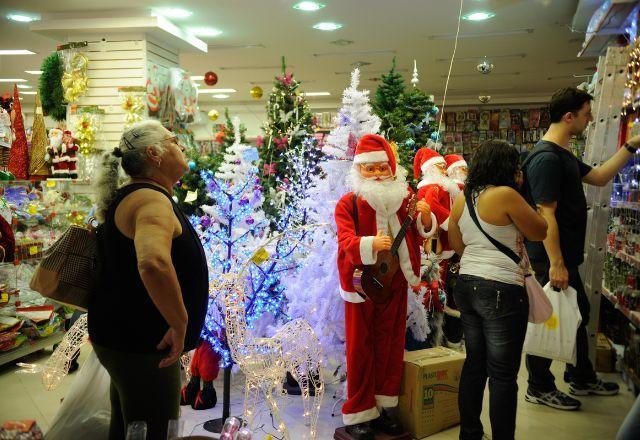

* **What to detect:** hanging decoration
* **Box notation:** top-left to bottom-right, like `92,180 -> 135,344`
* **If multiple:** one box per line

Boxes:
250,86 -> 263,100
59,43 -> 90,103
118,86 -> 146,127
208,109 -> 219,121
29,92 -> 50,178
39,52 -> 67,121
74,107 -> 104,156
204,71 -> 218,86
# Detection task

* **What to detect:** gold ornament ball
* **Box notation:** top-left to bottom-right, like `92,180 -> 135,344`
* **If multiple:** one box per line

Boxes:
208,109 -> 219,121
250,86 -> 263,100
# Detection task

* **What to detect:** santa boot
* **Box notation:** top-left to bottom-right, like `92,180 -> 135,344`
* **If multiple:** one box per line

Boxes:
180,375 -> 200,406
192,380 -> 217,410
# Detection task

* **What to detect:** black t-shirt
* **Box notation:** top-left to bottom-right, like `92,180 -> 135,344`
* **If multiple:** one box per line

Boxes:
524,140 -> 592,268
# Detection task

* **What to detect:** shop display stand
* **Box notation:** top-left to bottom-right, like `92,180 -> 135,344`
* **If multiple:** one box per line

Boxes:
0,331 -> 64,367
581,46 -> 628,361
202,367 -> 242,433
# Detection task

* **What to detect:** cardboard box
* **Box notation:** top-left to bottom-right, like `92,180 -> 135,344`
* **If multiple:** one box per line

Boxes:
398,347 -> 466,439
596,333 -> 615,373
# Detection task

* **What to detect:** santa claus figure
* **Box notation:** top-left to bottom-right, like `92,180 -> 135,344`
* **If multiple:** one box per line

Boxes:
180,340 -> 220,410
48,129 -> 79,179
335,134 -> 435,439
444,154 -> 468,194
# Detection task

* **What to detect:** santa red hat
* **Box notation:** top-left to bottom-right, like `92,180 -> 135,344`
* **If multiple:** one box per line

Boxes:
353,134 -> 397,175
413,147 -> 445,180
444,154 -> 467,174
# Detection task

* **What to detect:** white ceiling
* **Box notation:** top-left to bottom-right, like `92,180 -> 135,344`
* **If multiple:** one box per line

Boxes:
0,0 -> 595,110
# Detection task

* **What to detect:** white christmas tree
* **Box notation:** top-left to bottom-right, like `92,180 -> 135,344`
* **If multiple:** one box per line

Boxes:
215,117 -> 254,183
324,68 -> 381,159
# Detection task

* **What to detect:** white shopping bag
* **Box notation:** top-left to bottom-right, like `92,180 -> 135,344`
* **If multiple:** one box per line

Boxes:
523,283 -> 582,365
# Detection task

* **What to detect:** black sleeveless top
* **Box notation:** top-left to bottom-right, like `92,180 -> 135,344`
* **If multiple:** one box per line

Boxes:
88,183 -> 209,353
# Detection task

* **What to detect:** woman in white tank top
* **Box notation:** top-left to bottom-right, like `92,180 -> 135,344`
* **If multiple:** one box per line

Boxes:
447,140 -> 547,440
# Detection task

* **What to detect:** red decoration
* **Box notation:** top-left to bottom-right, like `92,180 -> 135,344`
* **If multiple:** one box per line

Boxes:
277,72 -> 293,86
273,136 -> 289,149
263,163 -> 276,176
204,71 -> 218,86
8,84 -> 29,180
255,135 -> 264,148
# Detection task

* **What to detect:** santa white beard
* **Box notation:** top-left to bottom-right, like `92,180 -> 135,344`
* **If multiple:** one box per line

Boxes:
347,166 -> 409,216
419,168 -> 461,197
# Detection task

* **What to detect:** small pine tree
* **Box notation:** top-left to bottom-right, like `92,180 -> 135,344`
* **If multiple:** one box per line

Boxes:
259,57 -> 323,222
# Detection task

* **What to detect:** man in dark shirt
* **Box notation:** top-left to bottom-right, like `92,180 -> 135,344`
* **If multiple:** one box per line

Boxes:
524,87 -> 640,411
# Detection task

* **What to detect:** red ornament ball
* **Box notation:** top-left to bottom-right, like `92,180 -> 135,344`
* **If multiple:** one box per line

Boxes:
204,71 -> 218,86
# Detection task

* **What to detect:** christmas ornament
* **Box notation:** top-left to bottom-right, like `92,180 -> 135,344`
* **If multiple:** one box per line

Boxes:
74,110 -> 101,156
39,52 -> 67,121
188,160 -> 196,170
431,131 -> 440,141
208,109 -> 219,121
431,106 -> 439,115
119,86 -> 146,128
61,52 -> 89,102
476,57 -> 494,75
255,135 -> 264,148
29,92 -> 50,177
478,95 -> 491,103
250,86 -> 263,99
204,71 -> 218,86
411,59 -> 419,87
7,84 -> 30,180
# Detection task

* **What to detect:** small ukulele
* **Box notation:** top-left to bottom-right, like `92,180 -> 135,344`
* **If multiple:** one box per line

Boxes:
353,195 -> 418,303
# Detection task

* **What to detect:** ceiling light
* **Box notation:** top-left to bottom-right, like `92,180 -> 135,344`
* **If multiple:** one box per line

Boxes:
188,27 -> 222,37
428,28 -> 533,40
0,50 -> 36,55
17,84 -> 32,89
462,11 -> 496,21
20,91 -> 36,95
0,78 -> 27,83
212,94 -> 230,99
293,2 -> 325,11
303,92 -> 331,96
153,8 -> 192,19
197,88 -> 237,94
24,70 -> 43,75
6,13 -> 39,23
313,22 -> 342,31
191,75 -> 204,81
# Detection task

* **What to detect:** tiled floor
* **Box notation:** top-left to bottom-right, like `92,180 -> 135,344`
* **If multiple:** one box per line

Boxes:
0,345 -> 635,439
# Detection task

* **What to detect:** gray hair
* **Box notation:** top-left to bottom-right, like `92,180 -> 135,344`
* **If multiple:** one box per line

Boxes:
94,120 -> 168,222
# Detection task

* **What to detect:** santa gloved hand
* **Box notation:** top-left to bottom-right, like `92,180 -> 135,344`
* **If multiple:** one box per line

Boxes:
416,200 -> 432,226
372,230 -> 392,251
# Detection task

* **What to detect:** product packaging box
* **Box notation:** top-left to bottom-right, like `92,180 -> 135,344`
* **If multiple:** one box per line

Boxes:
596,333 -> 615,373
398,347 -> 465,439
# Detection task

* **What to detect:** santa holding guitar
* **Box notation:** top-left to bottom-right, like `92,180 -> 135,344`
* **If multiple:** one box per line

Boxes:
335,134 -> 436,439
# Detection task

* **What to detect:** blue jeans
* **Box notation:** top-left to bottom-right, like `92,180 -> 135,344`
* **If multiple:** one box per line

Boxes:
454,275 -> 529,440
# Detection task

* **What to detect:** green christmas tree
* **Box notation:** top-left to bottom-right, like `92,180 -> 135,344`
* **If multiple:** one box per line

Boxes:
373,56 -> 405,137
259,57 -> 323,221
175,110 -> 247,216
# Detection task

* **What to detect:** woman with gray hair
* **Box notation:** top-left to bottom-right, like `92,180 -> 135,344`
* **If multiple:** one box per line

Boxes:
88,120 -> 209,440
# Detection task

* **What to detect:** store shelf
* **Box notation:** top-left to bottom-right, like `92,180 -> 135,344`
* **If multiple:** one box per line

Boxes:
0,331 -> 64,367
610,249 -> 640,270
601,284 -> 640,329
610,200 -> 640,211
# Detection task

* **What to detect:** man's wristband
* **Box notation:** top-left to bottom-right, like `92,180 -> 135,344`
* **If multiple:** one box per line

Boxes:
625,142 -> 638,154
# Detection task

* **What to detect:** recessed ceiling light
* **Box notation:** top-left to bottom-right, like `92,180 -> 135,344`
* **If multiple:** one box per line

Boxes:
25,70 -> 43,75
6,13 -> 39,23
212,94 -> 230,99
313,22 -> 342,31
20,91 -> 36,95
188,27 -> 222,37
0,50 -> 36,55
153,7 -> 192,19
462,11 -> 496,21
0,78 -> 27,83
197,88 -> 237,94
191,75 -> 204,81
293,2 -> 325,11
17,84 -> 32,89
303,92 -> 331,96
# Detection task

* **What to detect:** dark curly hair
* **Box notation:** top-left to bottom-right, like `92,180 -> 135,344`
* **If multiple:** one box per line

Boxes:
464,140 -> 520,200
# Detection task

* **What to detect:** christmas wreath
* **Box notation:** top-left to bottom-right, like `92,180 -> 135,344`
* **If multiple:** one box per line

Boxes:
39,53 -> 67,121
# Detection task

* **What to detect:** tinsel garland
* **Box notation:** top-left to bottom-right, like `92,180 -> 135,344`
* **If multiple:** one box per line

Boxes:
61,53 -> 89,102
75,113 -> 97,156
39,53 -> 67,121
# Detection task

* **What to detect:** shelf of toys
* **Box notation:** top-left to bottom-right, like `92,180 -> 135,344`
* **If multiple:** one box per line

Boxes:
0,179 -> 93,365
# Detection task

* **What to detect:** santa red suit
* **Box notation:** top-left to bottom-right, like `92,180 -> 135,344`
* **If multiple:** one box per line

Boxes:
414,148 -> 456,260
335,134 -> 435,426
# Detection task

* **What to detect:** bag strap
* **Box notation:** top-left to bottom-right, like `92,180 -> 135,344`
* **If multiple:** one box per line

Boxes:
352,193 -> 359,235
465,194 -> 522,266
